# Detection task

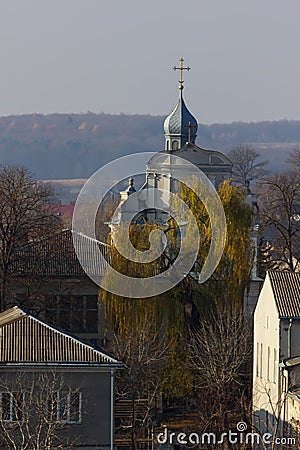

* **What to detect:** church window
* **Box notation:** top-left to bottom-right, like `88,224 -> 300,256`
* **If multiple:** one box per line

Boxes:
172,140 -> 179,150
209,155 -> 224,164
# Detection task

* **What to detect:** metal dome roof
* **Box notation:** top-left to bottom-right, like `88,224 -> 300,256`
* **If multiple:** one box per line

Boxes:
163,93 -> 198,146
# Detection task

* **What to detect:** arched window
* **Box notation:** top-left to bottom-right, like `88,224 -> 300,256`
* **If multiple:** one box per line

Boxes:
172,140 -> 179,151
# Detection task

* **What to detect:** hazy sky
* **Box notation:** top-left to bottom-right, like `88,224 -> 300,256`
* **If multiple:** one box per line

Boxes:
1,0 -> 300,123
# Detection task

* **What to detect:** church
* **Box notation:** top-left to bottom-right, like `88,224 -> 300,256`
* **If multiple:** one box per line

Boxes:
115,58 -> 232,226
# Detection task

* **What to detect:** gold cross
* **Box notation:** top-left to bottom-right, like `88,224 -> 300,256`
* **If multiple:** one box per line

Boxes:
173,58 -> 191,91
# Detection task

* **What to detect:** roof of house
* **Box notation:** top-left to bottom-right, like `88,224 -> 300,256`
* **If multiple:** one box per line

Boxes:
281,356 -> 300,367
9,229 -> 109,278
268,271 -> 300,318
0,306 -> 121,367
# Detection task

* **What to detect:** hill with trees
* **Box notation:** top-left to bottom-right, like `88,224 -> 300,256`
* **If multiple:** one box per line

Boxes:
0,112 -> 298,179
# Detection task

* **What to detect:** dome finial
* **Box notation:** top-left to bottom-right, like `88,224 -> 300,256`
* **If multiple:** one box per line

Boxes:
126,177 -> 136,193
173,57 -> 191,91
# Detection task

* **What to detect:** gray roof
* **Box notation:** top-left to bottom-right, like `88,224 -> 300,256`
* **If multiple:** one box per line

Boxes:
0,306 -> 120,366
281,356 -> 300,367
164,93 -> 198,145
268,271 -> 300,318
10,229 -> 109,278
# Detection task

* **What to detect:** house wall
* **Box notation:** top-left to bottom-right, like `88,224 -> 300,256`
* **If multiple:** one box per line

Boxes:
280,319 -> 300,360
253,274 -> 281,433
0,369 -> 113,450
283,365 -> 300,431
285,395 -> 300,437
63,370 -> 112,447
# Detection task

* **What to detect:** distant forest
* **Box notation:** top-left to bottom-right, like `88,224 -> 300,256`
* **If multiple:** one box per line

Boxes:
0,112 -> 298,179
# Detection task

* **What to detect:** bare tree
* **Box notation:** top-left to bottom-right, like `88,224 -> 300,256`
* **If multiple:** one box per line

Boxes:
252,380 -> 300,450
228,144 -> 268,188
108,314 -> 171,450
0,164 -> 61,310
0,372 -> 79,449
286,145 -> 300,168
258,170 -> 300,273
189,305 -> 252,439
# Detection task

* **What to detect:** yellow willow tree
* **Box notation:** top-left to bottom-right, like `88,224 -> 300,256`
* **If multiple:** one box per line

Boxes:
100,221 -> 192,396
173,178 -> 254,310
99,180 -> 254,397
196,180 -> 254,308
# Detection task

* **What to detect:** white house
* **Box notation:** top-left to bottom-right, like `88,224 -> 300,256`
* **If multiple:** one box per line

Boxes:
253,270 -> 300,440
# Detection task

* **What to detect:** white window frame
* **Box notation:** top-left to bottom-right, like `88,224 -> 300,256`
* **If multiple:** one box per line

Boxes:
0,391 -> 24,423
56,391 -> 82,424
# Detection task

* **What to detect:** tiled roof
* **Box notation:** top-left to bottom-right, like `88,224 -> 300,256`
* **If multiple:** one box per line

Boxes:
0,306 -> 120,366
268,271 -> 300,318
9,229 -> 109,277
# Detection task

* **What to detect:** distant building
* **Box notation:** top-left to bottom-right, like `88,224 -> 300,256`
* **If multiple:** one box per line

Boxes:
8,229 -> 109,345
253,271 -> 300,441
0,306 -> 122,449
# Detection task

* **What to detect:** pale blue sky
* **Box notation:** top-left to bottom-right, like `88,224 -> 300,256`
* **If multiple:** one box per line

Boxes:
1,0 -> 300,123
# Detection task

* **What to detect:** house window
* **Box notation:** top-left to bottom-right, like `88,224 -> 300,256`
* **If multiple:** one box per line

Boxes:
0,392 -> 23,422
267,346 -> 270,381
46,295 -> 98,334
260,343 -> 263,378
49,391 -> 82,424
273,348 -> 277,383
85,295 -> 98,333
256,342 -> 260,377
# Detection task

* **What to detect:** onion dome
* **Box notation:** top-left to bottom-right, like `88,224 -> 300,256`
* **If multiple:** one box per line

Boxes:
164,92 -> 198,151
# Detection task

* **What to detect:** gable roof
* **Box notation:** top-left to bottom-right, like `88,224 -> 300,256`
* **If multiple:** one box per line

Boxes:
0,306 -> 120,367
9,229 -> 109,278
268,271 -> 300,318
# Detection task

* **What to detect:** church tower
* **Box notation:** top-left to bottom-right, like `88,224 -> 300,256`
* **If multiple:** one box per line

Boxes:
146,58 -> 232,192
164,58 -> 198,150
